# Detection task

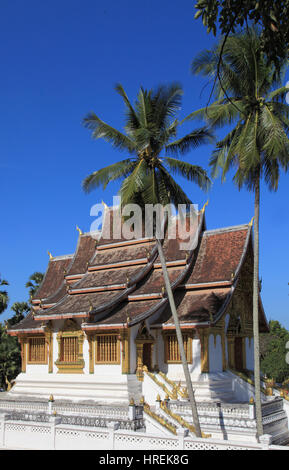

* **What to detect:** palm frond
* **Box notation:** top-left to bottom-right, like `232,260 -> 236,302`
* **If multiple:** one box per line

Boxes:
83,112 -> 136,153
266,85 -> 289,102
164,158 -> 211,191
82,159 -> 136,193
165,127 -> 214,155
119,158 -> 149,208
115,83 -> 140,131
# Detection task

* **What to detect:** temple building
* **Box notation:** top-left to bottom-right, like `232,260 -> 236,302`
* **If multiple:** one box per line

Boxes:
7,205 -> 269,405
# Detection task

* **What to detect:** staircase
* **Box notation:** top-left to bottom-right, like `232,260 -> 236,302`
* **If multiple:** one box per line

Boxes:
143,369 -> 236,403
141,369 -> 289,444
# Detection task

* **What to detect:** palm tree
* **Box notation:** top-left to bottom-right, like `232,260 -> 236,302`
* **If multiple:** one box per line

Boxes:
0,276 -> 9,314
83,83 -> 214,437
26,272 -> 44,299
8,302 -> 30,327
189,27 -> 289,439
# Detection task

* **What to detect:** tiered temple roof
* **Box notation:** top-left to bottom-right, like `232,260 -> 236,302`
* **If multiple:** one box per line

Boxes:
9,207 -> 269,335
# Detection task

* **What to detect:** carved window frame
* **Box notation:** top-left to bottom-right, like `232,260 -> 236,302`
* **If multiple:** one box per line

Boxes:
55,320 -> 85,374
27,335 -> 48,364
163,332 -> 193,364
94,333 -> 120,365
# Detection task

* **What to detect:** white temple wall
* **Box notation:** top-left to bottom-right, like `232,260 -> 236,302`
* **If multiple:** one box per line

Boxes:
25,364 -> 48,375
191,337 -> 202,377
52,331 -> 58,374
166,338 -> 201,381
82,335 -> 90,375
208,334 -> 223,373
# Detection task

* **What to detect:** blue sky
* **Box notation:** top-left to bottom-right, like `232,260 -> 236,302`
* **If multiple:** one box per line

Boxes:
0,0 -> 288,327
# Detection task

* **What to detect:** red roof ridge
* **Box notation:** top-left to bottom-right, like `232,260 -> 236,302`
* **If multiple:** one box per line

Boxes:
204,223 -> 250,236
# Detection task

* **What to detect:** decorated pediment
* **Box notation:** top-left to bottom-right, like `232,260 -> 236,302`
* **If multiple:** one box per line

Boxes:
135,322 -> 154,343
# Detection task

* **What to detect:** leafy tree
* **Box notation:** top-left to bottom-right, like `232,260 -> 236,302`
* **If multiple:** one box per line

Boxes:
189,28 -> 289,438
260,321 -> 289,383
8,302 -> 30,327
0,324 -> 21,390
26,271 -> 44,299
0,276 -> 9,314
194,0 -> 289,76
83,83 -> 213,437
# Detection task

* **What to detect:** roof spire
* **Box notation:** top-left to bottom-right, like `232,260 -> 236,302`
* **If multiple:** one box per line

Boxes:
201,200 -> 209,214
76,225 -> 83,235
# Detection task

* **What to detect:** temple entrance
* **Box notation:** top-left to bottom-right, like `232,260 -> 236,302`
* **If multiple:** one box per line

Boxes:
135,322 -> 155,380
142,343 -> 152,371
234,337 -> 244,371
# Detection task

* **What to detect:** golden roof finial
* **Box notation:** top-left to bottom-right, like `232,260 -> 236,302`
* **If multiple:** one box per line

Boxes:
201,200 -> 209,214
101,200 -> 109,210
47,251 -> 53,260
76,225 -> 83,236
249,216 -> 255,227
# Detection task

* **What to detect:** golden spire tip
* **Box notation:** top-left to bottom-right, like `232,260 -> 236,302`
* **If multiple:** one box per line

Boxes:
201,200 -> 209,213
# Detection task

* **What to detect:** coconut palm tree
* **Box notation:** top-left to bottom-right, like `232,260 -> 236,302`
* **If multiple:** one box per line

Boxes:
189,27 -> 289,439
0,277 -> 9,314
83,83 -> 214,437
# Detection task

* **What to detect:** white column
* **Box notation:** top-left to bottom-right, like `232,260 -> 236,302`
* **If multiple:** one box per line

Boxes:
0,413 -> 7,448
176,428 -> 188,450
107,422 -> 119,450
49,415 -> 61,450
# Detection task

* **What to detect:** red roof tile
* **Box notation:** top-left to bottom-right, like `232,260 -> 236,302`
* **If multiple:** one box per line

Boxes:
33,256 -> 72,301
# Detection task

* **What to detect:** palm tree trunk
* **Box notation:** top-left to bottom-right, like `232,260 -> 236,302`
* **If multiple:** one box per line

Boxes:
253,175 -> 263,439
156,238 -> 202,438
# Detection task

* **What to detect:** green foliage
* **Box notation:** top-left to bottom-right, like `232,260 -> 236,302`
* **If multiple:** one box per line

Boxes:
189,28 -> 289,192
25,271 -> 44,299
0,323 -> 21,390
260,320 -> 289,383
0,272 -> 42,390
194,0 -> 289,76
0,276 -> 9,314
83,83 -> 213,209
9,302 -> 30,327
